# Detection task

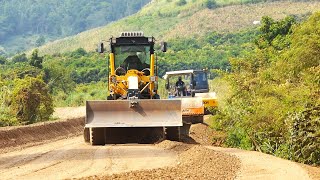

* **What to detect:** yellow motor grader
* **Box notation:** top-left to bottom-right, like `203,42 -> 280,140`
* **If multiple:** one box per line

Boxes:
84,32 -> 183,145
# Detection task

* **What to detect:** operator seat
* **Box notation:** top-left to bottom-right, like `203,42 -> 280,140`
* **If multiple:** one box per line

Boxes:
123,55 -> 143,71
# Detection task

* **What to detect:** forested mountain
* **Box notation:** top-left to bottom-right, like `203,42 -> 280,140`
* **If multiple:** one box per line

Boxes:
0,0 -> 150,55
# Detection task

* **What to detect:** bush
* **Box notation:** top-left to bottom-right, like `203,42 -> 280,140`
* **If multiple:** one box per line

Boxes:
205,0 -> 217,9
12,53 -> 28,63
176,0 -> 187,6
288,105 -> 320,165
29,49 -> 43,69
11,76 -> 53,124
0,56 -> 6,64
71,48 -> 87,58
0,108 -> 18,127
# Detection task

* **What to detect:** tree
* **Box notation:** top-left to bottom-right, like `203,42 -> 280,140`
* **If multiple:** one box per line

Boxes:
10,76 -> 53,124
71,48 -> 87,58
12,53 -> 28,63
257,16 -> 295,48
0,56 -> 6,64
43,62 -> 75,94
29,49 -> 43,68
176,0 -> 187,6
205,0 -> 217,9
35,36 -> 45,47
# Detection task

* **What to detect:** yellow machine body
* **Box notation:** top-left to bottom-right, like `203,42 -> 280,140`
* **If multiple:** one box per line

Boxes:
84,32 -> 183,145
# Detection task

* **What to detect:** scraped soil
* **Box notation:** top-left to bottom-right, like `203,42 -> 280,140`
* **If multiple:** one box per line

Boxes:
85,141 -> 240,180
0,118 -> 84,153
302,165 -> 320,180
82,120 -> 240,179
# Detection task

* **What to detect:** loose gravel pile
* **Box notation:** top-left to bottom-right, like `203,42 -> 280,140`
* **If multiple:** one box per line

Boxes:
83,124 -> 240,180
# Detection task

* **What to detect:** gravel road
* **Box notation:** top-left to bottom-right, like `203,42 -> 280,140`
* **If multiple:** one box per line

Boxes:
0,107 -> 318,179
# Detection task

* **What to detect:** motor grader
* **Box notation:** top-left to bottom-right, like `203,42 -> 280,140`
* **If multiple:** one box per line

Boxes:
163,69 -> 218,124
84,32 -> 183,145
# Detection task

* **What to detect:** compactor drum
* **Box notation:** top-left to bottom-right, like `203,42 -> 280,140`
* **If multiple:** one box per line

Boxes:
84,32 -> 183,145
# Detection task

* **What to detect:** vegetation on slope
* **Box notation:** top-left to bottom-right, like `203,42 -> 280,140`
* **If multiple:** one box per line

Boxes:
0,0 -> 150,55
211,13 -> 320,165
37,0 -> 320,55
0,26 -> 255,126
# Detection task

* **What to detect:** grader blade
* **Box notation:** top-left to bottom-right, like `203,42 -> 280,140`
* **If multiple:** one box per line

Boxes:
85,99 -> 182,128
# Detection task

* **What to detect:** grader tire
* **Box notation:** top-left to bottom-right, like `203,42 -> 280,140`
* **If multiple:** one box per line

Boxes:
90,128 -> 106,145
193,115 -> 204,124
180,123 -> 191,137
84,128 -> 90,143
166,127 -> 181,141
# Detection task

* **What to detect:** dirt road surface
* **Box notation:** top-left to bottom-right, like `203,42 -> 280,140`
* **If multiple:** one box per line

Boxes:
53,106 -> 86,120
0,108 -> 318,179
209,146 -> 311,180
0,136 -> 178,180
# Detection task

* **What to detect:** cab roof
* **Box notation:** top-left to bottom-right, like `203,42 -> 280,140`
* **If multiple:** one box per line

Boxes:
163,70 -> 205,79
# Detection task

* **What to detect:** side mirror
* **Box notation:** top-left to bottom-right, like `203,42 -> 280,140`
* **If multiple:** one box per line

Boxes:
161,42 -> 167,52
165,83 -> 169,90
97,42 -> 104,53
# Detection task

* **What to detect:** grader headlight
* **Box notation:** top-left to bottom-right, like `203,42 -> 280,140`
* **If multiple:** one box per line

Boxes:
128,76 -> 139,90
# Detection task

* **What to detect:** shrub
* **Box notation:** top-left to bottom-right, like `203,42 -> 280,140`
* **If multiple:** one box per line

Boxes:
205,0 -> 218,9
11,76 -> 53,124
288,105 -> 320,165
12,53 -> 28,63
0,56 -> 6,64
29,49 -> 43,69
176,0 -> 187,6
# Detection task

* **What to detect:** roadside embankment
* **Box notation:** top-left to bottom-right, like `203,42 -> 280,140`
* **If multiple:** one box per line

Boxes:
0,117 -> 84,153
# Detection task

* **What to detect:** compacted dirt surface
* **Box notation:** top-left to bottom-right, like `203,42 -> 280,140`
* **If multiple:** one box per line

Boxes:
0,136 -> 179,179
53,106 -> 86,120
0,108 -> 319,180
209,146 -> 312,180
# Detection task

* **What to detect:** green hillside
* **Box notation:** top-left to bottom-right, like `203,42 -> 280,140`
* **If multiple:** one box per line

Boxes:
37,0 -> 320,55
0,0 -> 150,56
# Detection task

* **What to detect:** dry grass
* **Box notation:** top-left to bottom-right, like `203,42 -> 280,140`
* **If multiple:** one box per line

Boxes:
165,1 -> 320,39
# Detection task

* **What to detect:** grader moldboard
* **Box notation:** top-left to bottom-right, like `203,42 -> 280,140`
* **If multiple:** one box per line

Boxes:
84,32 -> 186,145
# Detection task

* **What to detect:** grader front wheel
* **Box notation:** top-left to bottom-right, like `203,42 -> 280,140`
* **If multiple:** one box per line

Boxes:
90,128 -> 106,145
84,128 -> 90,143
